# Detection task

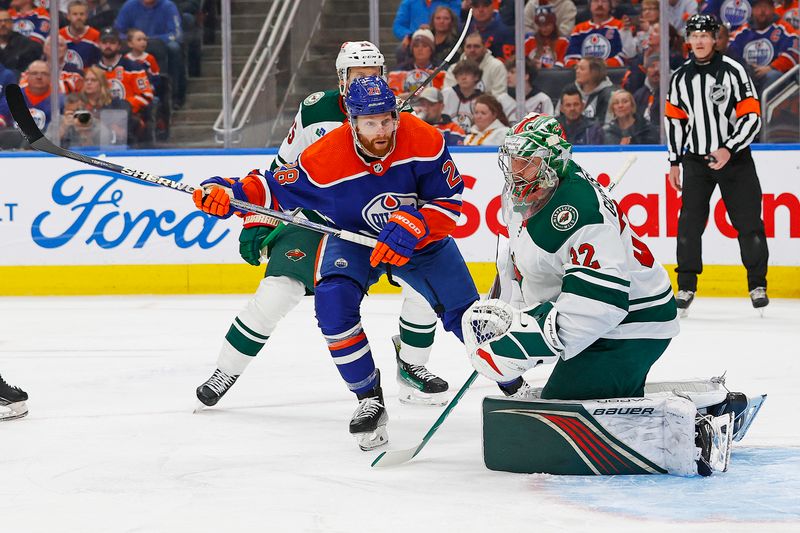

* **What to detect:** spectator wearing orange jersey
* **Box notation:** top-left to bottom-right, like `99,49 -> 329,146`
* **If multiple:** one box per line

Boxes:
96,27 -> 152,114
59,0 -> 101,70
96,26 -> 153,143
524,8 -> 569,68
125,28 -> 160,78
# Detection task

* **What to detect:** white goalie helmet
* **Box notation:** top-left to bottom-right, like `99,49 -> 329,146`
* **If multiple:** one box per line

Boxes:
336,41 -> 386,95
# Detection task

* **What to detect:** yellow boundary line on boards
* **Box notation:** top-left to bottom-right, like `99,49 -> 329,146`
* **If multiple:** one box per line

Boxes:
1,263 -> 799,298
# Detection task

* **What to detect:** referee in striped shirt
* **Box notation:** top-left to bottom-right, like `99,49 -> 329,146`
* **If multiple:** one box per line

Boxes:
665,14 -> 769,314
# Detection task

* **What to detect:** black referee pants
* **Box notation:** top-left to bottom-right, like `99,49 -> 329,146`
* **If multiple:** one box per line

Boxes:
676,149 -> 769,292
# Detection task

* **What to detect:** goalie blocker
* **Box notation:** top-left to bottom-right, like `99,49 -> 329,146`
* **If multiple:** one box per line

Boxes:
482,377 -> 766,477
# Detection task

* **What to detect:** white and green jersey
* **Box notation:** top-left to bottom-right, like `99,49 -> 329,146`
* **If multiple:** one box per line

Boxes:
503,160 -> 679,359
270,89 -> 347,171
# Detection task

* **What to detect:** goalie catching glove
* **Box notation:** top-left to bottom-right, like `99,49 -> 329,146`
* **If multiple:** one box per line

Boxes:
370,206 -> 429,267
462,299 -> 564,382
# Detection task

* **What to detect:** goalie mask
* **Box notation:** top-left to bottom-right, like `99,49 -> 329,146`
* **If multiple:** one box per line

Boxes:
336,41 -> 386,96
345,76 -> 399,159
498,114 -> 571,222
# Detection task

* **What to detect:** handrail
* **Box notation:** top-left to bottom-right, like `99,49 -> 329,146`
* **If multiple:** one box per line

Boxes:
213,0 -> 302,141
761,64 -> 799,142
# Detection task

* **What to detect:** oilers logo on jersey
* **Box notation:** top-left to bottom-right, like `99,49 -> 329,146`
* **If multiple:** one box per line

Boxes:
362,193 -> 418,233
743,38 -> 775,67
65,49 -> 84,70
721,0 -> 751,29
581,33 -> 611,60
13,19 -> 35,37
109,78 -> 127,101
29,107 -> 46,130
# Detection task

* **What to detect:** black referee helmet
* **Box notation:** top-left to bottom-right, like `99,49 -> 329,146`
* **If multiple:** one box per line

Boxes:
685,14 -> 721,36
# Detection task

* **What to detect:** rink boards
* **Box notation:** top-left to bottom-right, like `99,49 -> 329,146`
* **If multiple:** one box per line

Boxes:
1,145 -> 798,296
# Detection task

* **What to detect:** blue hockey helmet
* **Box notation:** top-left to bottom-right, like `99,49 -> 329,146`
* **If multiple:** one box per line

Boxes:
345,76 -> 399,158
344,76 -> 397,118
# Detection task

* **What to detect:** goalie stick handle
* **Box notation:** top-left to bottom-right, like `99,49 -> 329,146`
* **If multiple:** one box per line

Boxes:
398,9 -> 473,110
607,154 -> 637,193
4,84 -> 377,249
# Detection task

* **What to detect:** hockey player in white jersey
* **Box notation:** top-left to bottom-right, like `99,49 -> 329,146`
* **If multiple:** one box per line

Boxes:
195,42 -> 449,410
463,114 -> 764,476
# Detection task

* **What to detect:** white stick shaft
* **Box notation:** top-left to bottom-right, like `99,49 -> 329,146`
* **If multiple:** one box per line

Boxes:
607,154 -> 637,192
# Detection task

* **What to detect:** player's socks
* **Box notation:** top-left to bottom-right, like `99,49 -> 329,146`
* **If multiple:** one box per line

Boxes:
393,335 -> 448,406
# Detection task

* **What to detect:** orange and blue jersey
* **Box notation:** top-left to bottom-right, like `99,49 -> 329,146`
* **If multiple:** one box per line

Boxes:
9,6 -> 50,44
60,26 -> 101,70
0,85 -> 61,130
729,21 -> 799,73
241,113 -> 464,248
96,56 -> 154,114
565,18 -> 626,67
701,0 -> 753,32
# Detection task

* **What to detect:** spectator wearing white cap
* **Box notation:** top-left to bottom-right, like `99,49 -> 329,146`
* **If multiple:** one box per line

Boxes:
388,28 -> 446,98
412,86 -> 465,146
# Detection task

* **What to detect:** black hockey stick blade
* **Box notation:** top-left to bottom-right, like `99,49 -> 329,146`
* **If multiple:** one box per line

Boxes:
5,84 -> 44,145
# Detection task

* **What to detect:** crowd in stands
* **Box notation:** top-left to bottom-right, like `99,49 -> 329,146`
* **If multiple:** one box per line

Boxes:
393,0 -> 799,146
0,0 -> 208,149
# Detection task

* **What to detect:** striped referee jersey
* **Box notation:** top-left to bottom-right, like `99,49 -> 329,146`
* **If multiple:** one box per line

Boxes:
664,52 -> 762,164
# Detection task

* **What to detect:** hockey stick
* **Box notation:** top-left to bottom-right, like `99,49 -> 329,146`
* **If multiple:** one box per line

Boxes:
397,9 -> 473,111
371,370 -> 478,467
4,84 -> 377,249
606,154 -> 637,192
371,274 -> 500,468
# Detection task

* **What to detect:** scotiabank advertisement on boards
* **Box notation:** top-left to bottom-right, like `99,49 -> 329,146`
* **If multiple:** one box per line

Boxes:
0,148 -> 798,266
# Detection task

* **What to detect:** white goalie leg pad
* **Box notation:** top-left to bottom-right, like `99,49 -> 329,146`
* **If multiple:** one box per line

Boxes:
0,401 -> 28,421
462,299 -> 563,383
217,275 -> 306,375
397,281 -> 438,366
644,378 -> 729,409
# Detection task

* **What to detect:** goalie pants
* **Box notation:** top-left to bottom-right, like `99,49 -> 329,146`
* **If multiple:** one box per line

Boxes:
541,337 -> 671,400
315,236 -> 479,394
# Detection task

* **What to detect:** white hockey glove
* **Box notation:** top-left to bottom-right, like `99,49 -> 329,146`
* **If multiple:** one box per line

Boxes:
462,299 -> 564,382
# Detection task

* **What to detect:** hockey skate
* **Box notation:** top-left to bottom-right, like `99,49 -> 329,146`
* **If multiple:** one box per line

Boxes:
497,377 -> 539,400
349,371 -> 388,451
194,368 -> 239,412
393,335 -> 449,406
0,374 -> 28,421
675,290 -> 695,317
749,287 -> 769,316
695,412 -> 733,476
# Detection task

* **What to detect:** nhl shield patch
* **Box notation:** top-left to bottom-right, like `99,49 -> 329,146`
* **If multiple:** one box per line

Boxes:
551,205 -> 579,231
304,91 -> 325,106
285,249 -> 307,262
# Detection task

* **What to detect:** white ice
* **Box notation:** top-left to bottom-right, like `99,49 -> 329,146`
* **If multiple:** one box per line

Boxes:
1,294 -> 799,532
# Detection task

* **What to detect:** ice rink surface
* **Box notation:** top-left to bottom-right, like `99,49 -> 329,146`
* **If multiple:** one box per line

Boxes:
1,294 -> 799,532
